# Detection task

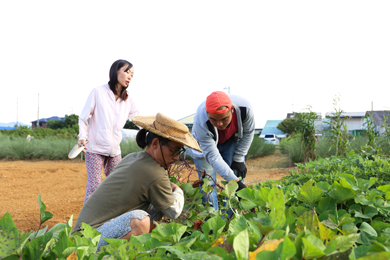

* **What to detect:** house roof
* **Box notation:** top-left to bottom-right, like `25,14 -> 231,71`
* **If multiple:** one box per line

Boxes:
31,116 -> 65,123
177,113 -> 195,124
325,112 -> 366,118
366,111 -> 390,127
287,112 -> 322,119
260,120 -> 286,136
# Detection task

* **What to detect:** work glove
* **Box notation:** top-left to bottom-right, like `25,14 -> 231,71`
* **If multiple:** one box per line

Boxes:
237,180 -> 247,192
231,161 -> 247,179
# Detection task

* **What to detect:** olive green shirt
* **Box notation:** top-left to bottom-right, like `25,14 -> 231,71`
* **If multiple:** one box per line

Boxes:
74,151 -> 174,231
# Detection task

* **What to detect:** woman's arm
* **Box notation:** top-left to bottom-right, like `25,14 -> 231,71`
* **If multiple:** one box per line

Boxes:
161,184 -> 184,219
78,88 -> 97,142
126,96 -> 142,129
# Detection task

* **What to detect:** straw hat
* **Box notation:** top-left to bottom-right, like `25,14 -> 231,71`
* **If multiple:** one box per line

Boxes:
132,113 -> 202,152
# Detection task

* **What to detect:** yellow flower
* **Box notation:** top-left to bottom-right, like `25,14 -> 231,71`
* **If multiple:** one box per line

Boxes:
249,238 -> 284,260
212,235 -> 225,247
66,251 -> 78,260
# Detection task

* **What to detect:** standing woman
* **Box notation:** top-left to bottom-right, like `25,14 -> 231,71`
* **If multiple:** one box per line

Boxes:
78,60 -> 140,203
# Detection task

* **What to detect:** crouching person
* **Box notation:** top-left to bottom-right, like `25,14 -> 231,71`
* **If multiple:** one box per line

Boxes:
72,113 -> 202,251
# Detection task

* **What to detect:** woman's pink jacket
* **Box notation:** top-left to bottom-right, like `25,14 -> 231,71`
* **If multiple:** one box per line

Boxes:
78,84 -> 140,157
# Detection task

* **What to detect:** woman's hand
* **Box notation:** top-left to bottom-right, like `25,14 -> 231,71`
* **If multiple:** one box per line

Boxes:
77,139 -> 88,153
170,182 -> 179,192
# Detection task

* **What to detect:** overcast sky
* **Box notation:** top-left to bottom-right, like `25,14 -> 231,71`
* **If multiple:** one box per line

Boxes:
1,1 -> 389,128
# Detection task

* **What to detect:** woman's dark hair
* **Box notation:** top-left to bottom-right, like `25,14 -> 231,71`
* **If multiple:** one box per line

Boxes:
108,59 -> 133,101
136,129 -> 171,149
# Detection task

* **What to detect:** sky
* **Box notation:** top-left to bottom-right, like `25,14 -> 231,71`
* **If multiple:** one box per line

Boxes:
0,1 -> 389,128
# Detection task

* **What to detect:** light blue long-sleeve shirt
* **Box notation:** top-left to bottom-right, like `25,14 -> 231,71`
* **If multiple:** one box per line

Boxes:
187,95 -> 255,182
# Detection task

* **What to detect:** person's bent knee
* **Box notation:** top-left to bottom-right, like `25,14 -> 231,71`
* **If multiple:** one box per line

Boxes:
130,216 -> 150,236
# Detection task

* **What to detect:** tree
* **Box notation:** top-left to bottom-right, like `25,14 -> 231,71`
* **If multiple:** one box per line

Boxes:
277,118 -> 299,136
124,119 -> 138,130
47,114 -> 79,131
294,108 -> 318,162
46,120 -> 65,129
325,95 -> 351,157
64,114 -> 79,128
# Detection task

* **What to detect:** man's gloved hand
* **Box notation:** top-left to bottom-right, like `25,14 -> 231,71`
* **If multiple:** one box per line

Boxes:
237,180 -> 247,192
231,161 -> 247,179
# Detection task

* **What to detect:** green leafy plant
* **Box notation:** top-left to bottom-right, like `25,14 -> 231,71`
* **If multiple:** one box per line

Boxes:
2,153 -> 390,259
326,95 -> 351,157
294,107 -> 318,163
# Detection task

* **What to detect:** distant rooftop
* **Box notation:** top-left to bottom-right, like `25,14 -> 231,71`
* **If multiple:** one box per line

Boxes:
177,113 -> 195,124
366,111 -> 390,126
325,112 -> 366,118
287,112 -> 322,119
260,120 -> 286,136
31,116 -> 65,123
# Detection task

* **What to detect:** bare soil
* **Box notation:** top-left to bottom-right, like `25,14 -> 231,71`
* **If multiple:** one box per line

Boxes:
0,150 -> 296,232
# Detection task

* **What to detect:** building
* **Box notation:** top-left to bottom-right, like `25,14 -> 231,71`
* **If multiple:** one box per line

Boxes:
177,113 -> 195,132
31,116 -> 65,129
286,112 -> 322,120
365,110 -> 390,135
260,120 -> 286,139
285,112 -> 324,134
325,112 -> 366,133
254,128 -> 263,135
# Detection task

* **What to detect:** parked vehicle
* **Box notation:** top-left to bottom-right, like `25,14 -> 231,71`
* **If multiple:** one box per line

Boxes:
261,134 -> 280,145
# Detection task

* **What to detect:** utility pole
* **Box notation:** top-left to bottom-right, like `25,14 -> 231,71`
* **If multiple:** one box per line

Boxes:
16,98 -> 18,128
223,86 -> 230,94
37,94 -> 40,128
292,99 -> 294,112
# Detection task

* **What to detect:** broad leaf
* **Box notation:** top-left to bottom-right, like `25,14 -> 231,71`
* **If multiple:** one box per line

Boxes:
354,251 -> 390,259
38,194 -> 53,223
220,180 -> 238,198
0,228 -> 31,258
297,180 -> 324,207
233,229 -> 249,259
268,186 -> 285,229
356,222 -> 378,246
302,237 -> 326,259
253,236 -> 295,260
296,211 -> 321,238
371,221 -> 390,234
317,196 -> 337,215
22,231 -> 53,260
328,178 -> 356,204
202,215 -> 226,241
237,188 -> 266,209
317,181 -> 330,192
323,233 -> 359,254
0,212 -> 16,231
152,222 -> 187,244
354,206 -> 378,219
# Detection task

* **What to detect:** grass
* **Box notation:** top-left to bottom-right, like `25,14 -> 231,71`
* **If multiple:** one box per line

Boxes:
120,139 -> 144,157
0,134 -> 78,160
0,133 -> 275,160
0,133 -> 143,160
246,136 -> 276,159
281,134 -> 390,163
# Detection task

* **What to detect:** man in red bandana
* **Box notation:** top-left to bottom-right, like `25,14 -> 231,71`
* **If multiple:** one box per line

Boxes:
186,91 -> 255,211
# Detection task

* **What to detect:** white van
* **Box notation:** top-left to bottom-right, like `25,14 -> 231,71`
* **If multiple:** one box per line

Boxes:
262,134 -> 280,145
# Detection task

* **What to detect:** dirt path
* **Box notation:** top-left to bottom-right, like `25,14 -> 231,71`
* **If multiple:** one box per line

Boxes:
0,150 -> 295,232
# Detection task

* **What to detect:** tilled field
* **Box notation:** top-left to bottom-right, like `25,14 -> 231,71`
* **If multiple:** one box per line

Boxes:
0,150 -> 295,232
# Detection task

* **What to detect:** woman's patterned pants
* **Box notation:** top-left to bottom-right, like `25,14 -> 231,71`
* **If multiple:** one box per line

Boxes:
84,152 -> 122,203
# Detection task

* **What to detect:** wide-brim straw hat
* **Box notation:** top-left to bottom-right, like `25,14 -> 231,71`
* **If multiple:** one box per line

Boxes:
132,113 -> 202,153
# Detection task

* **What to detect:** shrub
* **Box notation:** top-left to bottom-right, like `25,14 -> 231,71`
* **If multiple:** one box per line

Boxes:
279,134 -> 303,163
246,136 -> 275,159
